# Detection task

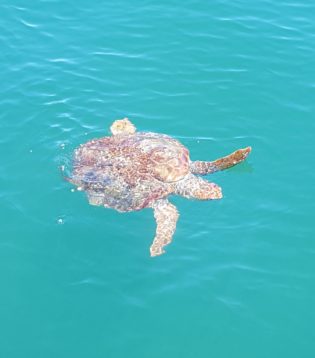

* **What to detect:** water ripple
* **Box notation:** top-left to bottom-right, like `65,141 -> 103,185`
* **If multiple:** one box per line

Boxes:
19,18 -> 40,28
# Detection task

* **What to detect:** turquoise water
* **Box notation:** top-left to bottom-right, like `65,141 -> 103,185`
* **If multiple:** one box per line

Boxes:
1,0 -> 315,356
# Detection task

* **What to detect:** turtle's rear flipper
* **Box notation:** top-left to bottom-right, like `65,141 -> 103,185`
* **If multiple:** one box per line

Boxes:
175,174 -> 222,200
149,199 -> 179,257
190,146 -> 251,175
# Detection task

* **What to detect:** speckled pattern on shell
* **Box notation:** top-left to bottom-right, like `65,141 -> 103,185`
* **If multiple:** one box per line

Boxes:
69,120 -> 251,256
72,132 -> 190,212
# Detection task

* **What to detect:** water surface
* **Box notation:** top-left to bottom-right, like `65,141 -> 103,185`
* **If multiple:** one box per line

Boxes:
1,0 -> 314,357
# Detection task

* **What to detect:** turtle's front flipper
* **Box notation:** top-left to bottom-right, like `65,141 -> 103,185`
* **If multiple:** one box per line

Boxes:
149,199 -> 179,257
190,146 -> 251,175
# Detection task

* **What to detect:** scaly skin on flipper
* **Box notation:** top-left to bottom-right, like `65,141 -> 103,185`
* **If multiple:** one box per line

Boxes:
175,174 -> 222,200
69,118 -> 251,257
150,199 -> 179,257
190,146 -> 251,175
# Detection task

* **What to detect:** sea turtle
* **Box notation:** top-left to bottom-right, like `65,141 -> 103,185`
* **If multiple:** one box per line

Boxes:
68,118 -> 251,257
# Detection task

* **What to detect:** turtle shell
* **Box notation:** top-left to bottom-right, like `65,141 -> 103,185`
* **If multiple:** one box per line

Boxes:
71,132 -> 190,212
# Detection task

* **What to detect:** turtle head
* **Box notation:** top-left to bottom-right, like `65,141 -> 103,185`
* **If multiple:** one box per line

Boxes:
110,118 -> 136,136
